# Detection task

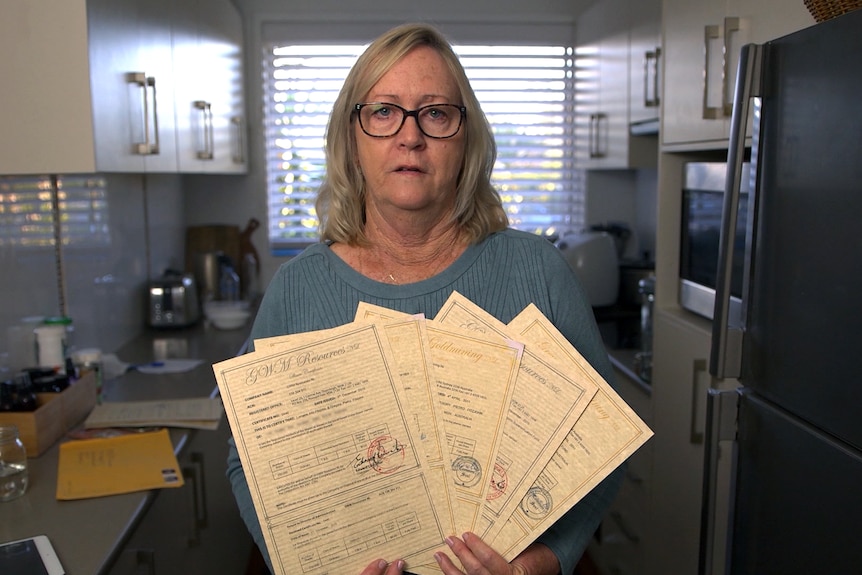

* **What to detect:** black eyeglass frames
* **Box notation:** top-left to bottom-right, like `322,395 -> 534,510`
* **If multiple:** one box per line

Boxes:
354,102 -> 466,139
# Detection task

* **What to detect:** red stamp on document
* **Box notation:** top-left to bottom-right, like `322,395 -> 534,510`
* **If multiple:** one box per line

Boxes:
366,435 -> 406,475
487,463 -> 508,500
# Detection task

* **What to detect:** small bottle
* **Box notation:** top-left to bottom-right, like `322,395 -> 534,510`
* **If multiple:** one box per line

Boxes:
34,324 -> 67,374
0,425 -> 28,501
73,348 -> 104,404
219,264 -> 241,301
241,253 -> 260,302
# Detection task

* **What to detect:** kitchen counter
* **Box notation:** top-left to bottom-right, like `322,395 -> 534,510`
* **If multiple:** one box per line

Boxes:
608,347 -> 652,395
0,320 -> 252,575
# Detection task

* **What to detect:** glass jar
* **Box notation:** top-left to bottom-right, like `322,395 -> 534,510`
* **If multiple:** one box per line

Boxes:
0,425 -> 28,501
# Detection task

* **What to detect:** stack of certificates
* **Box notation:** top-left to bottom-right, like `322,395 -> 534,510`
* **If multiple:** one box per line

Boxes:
213,291 -> 652,575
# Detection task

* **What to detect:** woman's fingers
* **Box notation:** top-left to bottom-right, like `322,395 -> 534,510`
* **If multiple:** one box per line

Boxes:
359,558 -> 404,575
435,532 -> 513,575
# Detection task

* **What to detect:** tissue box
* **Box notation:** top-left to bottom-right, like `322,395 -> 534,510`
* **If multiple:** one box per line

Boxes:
0,371 -> 97,457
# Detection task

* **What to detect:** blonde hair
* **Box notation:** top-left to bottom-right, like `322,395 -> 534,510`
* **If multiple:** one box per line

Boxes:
316,22 -> 507,245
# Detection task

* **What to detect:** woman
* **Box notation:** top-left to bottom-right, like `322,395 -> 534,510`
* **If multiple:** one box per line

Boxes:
227,22 -> 622,575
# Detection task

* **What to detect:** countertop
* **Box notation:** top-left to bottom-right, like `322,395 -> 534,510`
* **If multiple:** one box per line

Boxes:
0,319 -> 252,575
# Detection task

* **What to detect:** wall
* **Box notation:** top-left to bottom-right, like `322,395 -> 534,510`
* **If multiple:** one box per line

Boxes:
584,167 -> 658,262
1,174 -> 185,369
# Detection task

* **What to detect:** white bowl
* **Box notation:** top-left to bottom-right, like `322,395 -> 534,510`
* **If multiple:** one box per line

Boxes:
204,301 -> 251,330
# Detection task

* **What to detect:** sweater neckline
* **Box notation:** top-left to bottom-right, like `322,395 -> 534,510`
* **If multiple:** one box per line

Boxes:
314,236 -> 487,295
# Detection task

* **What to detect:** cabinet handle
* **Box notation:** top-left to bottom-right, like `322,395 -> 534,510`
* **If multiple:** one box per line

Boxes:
589,113 -> 607,158
644,48 -> 661,107
194,101 -> 214,160
701,25 -> 722,119
127,72 -> 161,155
183,452 -> 208,547
191,451 -> 208,528
231,115 -> 245,164
690,359 -> 713,444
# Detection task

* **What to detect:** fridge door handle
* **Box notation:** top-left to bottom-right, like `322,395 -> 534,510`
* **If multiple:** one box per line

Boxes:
710,43 -> 763,379
698,388 -> 739,575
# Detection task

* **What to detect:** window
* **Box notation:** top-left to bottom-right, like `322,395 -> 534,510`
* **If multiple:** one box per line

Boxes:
263,28 -> 583,252
0,175 -> 110,248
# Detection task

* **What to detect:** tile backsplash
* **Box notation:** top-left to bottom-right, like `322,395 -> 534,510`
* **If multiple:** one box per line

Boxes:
0,173 -> 186,372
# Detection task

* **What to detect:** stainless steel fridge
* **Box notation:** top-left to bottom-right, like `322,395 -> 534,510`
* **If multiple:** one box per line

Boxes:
701,9 -> 862,575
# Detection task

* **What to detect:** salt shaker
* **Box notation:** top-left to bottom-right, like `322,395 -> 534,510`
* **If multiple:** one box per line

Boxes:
0,425 -> 28,501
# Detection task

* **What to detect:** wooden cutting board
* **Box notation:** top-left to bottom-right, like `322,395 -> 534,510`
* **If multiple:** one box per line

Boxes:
184,224 -> 241,271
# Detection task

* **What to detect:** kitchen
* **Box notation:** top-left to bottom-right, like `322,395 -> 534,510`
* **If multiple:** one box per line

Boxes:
2,0 -> 861,574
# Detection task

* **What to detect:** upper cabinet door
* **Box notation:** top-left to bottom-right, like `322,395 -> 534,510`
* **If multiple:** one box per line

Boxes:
173,0 -> 247,174
628,0 -> 662,127
0,0 -> 245,176
575,0 -> 658,170
89,0 -> 179,173
661,0 -> 814,150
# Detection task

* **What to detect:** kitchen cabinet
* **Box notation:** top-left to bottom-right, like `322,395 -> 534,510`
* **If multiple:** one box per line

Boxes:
106,414 -> 252,575
173,0 -> 247,173
587,365 -> 653,575
641,309 -> 736,575
660,0 -> 814,150
0,0 -> 246,176
628,0 -> 662,128
574,0 -> 659,169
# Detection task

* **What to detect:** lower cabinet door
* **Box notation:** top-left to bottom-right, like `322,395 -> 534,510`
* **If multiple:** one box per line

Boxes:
106,425 -> 253,575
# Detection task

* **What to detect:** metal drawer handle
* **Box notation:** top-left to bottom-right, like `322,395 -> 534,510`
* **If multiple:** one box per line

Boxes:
231,115 -> 245,164
194,101 -> 214,160
589,113 -> 608,158
702,25 -> 722,119
127,72 -> 161,155
644,48 -> 661,107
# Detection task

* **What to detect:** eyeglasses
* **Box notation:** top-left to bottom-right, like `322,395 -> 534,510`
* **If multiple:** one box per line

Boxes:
354,102 -> 466,139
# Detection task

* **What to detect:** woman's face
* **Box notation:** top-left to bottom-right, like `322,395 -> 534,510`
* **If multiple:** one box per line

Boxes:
355,46 -> 465,218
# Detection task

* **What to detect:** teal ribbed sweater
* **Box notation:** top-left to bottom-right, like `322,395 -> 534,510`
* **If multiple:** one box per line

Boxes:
227,228 -> 622,574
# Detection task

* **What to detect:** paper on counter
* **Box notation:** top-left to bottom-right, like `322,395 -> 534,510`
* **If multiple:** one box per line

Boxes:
134,358 -> 203,374
84,397 -> 224,430
56,428 -> 184,500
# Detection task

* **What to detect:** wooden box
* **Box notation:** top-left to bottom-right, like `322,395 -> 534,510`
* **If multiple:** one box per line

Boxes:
0,372 -> 97,457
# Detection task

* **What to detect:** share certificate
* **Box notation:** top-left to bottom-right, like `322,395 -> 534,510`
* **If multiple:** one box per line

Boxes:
214,321 -> 449,575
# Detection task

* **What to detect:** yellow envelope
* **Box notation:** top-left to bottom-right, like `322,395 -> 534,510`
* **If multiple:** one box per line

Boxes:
56,428 -> 184,500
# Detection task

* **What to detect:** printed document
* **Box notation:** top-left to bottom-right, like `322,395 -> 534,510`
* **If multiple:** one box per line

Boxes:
215,321 -> 449,575
434,292 -> 599,537
487,304 -> 654,559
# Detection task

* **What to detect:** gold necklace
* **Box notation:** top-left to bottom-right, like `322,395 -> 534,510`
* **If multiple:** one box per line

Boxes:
359,242 -> 460,285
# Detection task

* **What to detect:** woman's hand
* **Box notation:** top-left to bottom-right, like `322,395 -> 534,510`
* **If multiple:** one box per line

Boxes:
359,558 -> 405,575
433,532 -> 532,575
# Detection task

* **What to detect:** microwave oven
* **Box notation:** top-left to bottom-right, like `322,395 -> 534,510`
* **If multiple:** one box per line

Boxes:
679,162 -> 749,320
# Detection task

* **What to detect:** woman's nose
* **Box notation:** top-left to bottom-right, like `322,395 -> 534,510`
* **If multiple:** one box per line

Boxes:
397,115 -> 426,147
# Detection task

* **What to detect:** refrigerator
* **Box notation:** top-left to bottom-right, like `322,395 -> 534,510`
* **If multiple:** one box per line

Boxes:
701,9 -> 862,575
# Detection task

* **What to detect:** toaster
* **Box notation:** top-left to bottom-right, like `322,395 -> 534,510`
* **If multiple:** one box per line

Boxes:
147,272 -> 201,327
